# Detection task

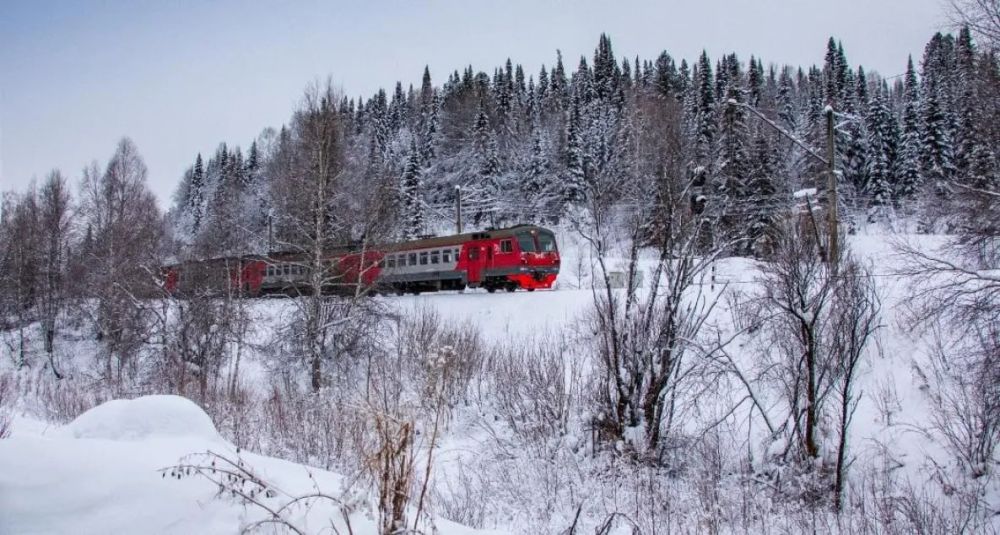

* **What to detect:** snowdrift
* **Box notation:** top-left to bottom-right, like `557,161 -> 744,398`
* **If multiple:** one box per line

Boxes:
0,395 -> 493,535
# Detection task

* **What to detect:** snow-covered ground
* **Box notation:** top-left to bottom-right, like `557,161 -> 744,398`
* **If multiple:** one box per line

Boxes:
0,395 -> 496,535
1,231 -> 997,533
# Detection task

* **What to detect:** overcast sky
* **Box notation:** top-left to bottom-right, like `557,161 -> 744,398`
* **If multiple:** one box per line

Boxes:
1,0 -> 946,208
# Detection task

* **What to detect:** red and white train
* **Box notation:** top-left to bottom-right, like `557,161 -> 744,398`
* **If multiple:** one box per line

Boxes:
163,224 -> 560,297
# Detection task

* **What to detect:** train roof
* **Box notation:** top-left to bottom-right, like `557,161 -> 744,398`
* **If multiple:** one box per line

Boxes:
380,224 -> 554,252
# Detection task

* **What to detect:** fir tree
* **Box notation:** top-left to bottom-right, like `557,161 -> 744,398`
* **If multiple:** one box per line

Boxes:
897,56 -> 923,198
188,153 -> 205,234
400,140 -> 424,239
693,51 -> 716,170
564,97 -> 586,204
953,26 -> 978,181
920,33 -> 958,194
865,87 -> 897,208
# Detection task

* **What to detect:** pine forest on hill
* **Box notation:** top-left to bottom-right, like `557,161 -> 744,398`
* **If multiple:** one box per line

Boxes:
166,30 -> 998,260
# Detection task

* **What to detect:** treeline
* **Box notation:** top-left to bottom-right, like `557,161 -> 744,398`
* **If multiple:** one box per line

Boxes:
0,139 -> 163,377
2,28 -> 998,369
169,29 -> 1000,259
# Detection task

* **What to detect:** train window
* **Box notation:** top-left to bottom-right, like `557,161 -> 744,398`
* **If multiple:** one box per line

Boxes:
517,233 -> 535,252
408,253 -> 417,266
500,240 -> 513,253
469,248 -> 479,260
283,265 -> 290,276
442,250 -> 451,263
431,251 -> 440,264
266,266 -> 273,277
419,252 -> 428,265
387,256 -> 396,268
537,232 -> 557,252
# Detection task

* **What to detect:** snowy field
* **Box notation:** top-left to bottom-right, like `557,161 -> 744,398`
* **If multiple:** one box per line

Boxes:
1,231 -> 997,534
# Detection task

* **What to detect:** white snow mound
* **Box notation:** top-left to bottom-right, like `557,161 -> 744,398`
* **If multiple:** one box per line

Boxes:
65,395 -> 220,442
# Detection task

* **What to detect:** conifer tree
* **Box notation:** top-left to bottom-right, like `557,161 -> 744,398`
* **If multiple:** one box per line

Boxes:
953,26 -> 979,181
865,87 -> 897,207
693,51 -> 716,170
920,34 -> 958,194
188,154 -> 205,234
400,140 -> 424,239
564,97 -> 586,204
897,56 -> 923,198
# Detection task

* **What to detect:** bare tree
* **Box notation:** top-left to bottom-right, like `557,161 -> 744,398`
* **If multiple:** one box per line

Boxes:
897,228 -> 1000,483
78,139 -> 163,390
37,171 -> 73,378
949,0 -> 1000,50
582,92 -> 732,459
756,222 -> 881,508
0,187 -> 41,369
760,222 -> 838,469
267,80 -> 396,393
830,259 -> 881,512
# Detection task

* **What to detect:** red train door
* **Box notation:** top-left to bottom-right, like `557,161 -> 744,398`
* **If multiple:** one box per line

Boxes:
466,244 -> 484,285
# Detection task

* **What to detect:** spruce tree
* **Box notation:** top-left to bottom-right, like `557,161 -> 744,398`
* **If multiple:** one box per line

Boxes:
694,51 -> 716,170
865,87 -> 897,208
400,140 -> 424,240
920,34 -> 958,194
953,26 -> 979,181
189,153 -> 205,234
897,56 -> 923,198
564,97 -> 586,204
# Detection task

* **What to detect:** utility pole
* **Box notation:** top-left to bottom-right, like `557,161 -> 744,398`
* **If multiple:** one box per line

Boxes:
731,98 -> 839,265
267,214 -> 273,253
825,106 -> 839,267
455,185 -> 463,234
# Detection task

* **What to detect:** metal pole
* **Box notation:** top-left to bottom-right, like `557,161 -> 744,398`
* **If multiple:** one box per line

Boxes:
825,106 -> 838,267
455,185 -> 463,234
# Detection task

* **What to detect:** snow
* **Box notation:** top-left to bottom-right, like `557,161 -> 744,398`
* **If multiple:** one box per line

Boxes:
64,395 -> 220,441
793,187 -> 818,198
2,231 -> 998,533
0,395 -> 498,535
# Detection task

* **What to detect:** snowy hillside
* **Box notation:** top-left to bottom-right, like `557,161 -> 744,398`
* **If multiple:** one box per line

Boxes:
3,231 -> 998,534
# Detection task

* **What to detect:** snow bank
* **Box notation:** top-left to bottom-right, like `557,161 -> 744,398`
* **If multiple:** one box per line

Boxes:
65,395 -> 220,442
0,396 -> 494,535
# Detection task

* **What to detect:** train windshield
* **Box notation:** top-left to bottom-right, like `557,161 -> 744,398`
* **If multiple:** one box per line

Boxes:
537,231 -> 557,252
517,232 -> 536,252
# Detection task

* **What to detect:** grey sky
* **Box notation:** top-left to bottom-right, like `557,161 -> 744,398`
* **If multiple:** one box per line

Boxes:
1,0 -> 946,208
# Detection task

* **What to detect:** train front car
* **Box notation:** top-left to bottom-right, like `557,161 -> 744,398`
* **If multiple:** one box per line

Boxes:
513,226 -> 560,290
480,225 -> 560,292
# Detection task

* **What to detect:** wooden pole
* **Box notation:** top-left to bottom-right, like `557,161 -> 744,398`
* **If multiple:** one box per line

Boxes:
455,185 -> 463,234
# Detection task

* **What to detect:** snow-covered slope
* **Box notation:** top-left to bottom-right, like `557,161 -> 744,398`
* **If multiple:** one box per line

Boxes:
1,232 -> 995,533
0,395 -> 494,535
